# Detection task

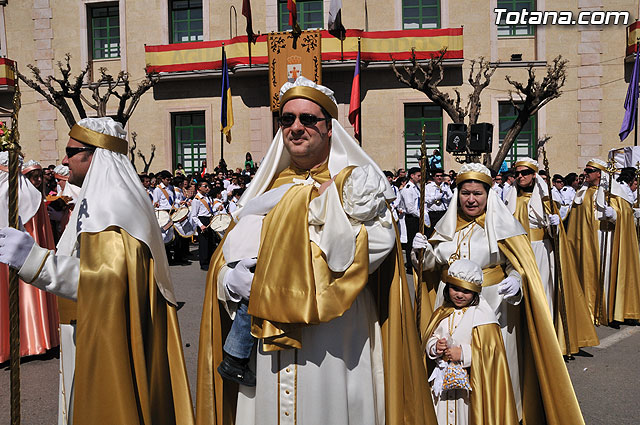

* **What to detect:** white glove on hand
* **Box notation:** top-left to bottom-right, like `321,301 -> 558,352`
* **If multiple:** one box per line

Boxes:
634,208 -> 640,220
601,206 -> 616,222
0,227 -> 35,270
548,214 -> 560,226
223,258 -> 258,300
498,275 -> 520,301
412,233 -> 430,251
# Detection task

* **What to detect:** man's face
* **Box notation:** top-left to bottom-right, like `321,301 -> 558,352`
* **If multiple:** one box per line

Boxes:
494,175 -> 502,185
62,137 -> 94,187
281,98 -> 332,169
161,176 -> 171,187
515,166 -> 535,188
433,172 -> 444,185
43,169 -> 53,182
217,172 -> 223,180
398,169 -> 406,178
631,179 -> 638,192
583,167 -> 601,186
198,183 -> 210,194
142,177 -> 150,188
410,171 -> 421,184
553,179 -> 564,190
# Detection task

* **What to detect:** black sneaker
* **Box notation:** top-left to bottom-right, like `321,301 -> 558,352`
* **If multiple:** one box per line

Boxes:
217,356 -> 256,387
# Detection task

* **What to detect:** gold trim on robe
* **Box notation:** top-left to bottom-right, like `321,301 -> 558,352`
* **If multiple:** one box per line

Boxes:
514,190 -> 598,355
73,228 -> 194,425
195,165 -> 437,425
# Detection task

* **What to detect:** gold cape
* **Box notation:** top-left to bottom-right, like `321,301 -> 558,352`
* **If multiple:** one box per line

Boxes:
566,187 -> 640,324
195,164 -> 436,425
513,191 -> 598,354
420,224 -> 585,424
425,305 -> 519,425
73,228 -> 195,425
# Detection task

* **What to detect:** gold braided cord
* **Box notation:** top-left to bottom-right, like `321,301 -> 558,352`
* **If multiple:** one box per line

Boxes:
6,61 -> 22,425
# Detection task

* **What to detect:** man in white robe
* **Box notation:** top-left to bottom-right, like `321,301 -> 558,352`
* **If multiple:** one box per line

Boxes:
196,77 -> 434,425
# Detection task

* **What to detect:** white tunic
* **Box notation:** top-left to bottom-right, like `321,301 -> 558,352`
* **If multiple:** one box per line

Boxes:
219,166 -> 396,425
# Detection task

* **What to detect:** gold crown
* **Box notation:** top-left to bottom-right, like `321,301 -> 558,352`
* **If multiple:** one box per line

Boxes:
287,55 -> 302,64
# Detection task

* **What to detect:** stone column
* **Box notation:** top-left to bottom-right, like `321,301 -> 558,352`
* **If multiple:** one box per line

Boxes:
33,0 -> 58,163
576,0 -> 603,167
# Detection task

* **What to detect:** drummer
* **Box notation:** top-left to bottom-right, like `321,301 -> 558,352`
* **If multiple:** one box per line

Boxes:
153,170 -> 180,262
172,175 -> 191,265
191,180 -> 219,271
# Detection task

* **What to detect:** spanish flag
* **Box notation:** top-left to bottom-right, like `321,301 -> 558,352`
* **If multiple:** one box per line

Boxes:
287,0 -> 301,36
220,46 -> 233,143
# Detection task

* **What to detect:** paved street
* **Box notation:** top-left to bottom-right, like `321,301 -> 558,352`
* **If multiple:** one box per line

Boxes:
2,250 -> 640,424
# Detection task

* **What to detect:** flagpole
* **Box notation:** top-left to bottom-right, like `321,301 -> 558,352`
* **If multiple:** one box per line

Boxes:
221,43 -> 225,162
357,37 -> 362,147
633,38 -> 640,146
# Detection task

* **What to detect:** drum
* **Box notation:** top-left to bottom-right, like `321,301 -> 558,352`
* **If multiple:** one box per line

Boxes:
174,216 -> 196,238
171,206 -> 190,223
209,214 -> 231,237
156,210 -> 174,243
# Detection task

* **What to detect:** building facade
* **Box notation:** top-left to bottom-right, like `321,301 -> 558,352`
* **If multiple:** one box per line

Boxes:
0,0 -> 638,175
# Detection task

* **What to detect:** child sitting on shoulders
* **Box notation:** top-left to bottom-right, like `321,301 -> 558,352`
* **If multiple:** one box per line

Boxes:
425,259 -> 518,425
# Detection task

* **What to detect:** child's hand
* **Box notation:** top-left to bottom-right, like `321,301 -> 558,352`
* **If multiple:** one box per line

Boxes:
435,338 -> 447,355
444,346 -> 462,362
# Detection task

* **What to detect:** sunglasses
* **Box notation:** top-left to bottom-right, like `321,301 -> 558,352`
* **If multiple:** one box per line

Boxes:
278,113 -> 328,127
515,169 -> 535,177
65,147 -> 95,158
584,168 -> 601,174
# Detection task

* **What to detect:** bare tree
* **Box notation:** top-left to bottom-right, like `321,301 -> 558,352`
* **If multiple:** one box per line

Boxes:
17,53 -> 160,169
392,50 -> 497,161
18,54 -> 89,128
18,54 -> 159,127
137,144 -> 156,174
490,57 -> 567,171
392,50 -> 567,171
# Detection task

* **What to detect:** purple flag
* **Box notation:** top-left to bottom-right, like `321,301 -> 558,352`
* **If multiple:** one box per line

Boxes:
620,45 -> 640,141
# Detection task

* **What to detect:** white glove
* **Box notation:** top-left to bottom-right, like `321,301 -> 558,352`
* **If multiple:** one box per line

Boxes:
498,275 -> 521,300
548,214 -> 560,226
0,227 -> 35,270
223,258 -> 258,300
634,208 -> 640,220
600,206 -> 617,222
412,233 -> 430,251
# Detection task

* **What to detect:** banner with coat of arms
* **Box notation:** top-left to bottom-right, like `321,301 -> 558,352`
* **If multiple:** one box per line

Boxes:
268,30 -> 322,112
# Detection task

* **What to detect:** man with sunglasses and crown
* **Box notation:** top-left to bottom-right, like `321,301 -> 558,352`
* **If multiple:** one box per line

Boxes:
196,77 -> 435,425
504,157 -> 597,355
566,158 -> 640,326
0,117 -> 194,425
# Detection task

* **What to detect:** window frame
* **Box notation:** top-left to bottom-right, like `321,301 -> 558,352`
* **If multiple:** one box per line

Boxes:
403,103 -> 443,169
169,0 -> 204,44
172,111 -> 207,174
402,0 -> 441,30
498,102 -> 537,168
277,0 -> 324,32
496,0 -> 535,37
88,3 -> 121,60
